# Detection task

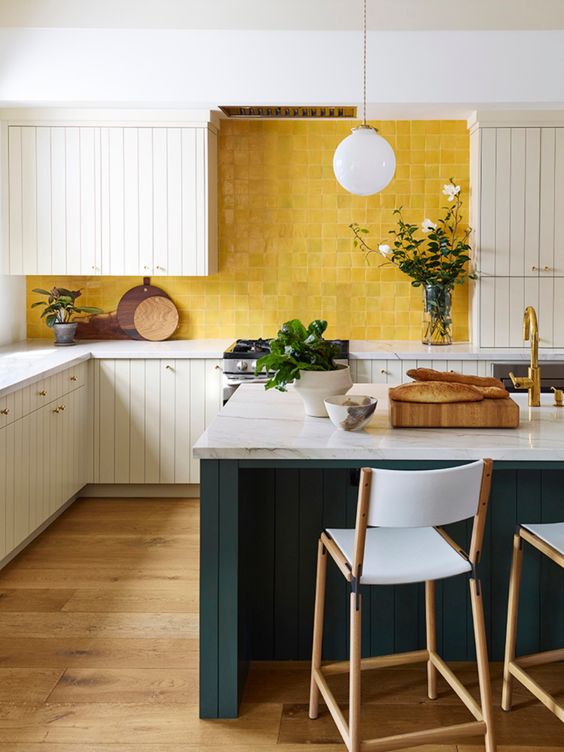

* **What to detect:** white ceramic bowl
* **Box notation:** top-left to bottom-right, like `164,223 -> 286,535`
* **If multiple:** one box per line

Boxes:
324,394 -> 378,431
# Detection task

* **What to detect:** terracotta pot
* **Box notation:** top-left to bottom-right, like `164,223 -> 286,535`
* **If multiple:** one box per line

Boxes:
293,365 -> 353,417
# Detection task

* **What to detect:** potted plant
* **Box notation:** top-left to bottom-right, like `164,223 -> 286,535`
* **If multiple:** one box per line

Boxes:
350,179 -> 476,345
31,287 -> 103,346
255,319 -> 352,417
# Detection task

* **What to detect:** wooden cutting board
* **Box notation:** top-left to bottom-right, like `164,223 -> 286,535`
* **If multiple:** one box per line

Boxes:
133,296 -> 179,341
389,397 -> 520,428
116,283 -> 170,340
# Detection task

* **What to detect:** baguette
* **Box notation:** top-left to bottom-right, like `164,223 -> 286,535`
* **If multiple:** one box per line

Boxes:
472,385 -> 509,399
389,381 -> 483,404
406,367 -> 504,389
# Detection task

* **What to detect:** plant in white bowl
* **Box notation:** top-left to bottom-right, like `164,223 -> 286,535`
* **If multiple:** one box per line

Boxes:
255,319 -> 352,417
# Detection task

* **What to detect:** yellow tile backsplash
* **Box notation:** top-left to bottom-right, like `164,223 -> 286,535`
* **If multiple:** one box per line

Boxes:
27,119 -> 470,341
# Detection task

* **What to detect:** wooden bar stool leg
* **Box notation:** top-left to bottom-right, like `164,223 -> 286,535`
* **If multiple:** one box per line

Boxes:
470,577 -> 496,752
425,580 -> 438,700
502,532 -> 524,711
349,590 -> 362,752
309,539 -> 328,720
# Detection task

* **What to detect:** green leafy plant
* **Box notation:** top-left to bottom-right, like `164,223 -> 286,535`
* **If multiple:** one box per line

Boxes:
349,178 -> 476,289
255,319 -> 341,392
31,287 -> 103,327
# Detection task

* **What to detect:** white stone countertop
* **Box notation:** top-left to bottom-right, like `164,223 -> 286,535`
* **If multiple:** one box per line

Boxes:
193,383 -> 564,462
1,336 -> 564,398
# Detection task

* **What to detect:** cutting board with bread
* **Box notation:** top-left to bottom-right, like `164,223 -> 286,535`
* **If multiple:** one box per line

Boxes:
389,368 -> 520,428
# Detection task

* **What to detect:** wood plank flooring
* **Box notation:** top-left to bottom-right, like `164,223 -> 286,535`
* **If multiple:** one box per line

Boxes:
0,497 -> 562,751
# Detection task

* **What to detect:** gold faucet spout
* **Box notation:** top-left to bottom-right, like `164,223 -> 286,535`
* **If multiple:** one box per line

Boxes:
523,306 -> 539,369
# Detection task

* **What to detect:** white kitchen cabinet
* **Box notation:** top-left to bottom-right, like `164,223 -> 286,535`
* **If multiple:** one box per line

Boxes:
0,366 -> 91,566
3,116 -> 217,276
350,359 -> 492,385
93,358 -> 222,485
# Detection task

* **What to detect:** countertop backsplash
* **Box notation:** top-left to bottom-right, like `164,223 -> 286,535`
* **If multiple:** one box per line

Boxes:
27,119 -> 469,341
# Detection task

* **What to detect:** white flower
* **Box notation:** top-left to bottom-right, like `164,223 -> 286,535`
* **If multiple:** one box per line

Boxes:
378,244 -> 392,257
421,218 -> 437,233
442,183 -> 461,201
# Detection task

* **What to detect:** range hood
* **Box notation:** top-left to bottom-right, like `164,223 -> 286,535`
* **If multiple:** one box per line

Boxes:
219,105 -> 357,119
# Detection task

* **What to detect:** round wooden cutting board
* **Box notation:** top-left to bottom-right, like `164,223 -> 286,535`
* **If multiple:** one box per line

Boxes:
116,283 -> 169,340
133,296 -> 179,341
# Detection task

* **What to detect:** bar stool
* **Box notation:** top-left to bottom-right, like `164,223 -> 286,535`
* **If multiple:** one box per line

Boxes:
502,522 -> 564,721
309,459 -> 495,752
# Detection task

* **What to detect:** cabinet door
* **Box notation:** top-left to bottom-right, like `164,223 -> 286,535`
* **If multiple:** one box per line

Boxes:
7,125 -> 101,275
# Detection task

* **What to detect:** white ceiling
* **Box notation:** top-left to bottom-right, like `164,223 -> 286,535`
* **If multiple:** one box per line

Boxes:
1,0 -> 564,31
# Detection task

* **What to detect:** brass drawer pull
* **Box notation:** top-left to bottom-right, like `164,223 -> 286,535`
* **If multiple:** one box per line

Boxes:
380,369 -> 390,375
0,408 -> 10,415
39,390 -> 47,396
70,376 -> 78,381
165,365 -> 174,371
53,404 -> 66,414
531,265 -> 552,272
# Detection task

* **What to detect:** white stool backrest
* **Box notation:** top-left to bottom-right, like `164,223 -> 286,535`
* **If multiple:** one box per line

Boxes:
366,460 -> 485,528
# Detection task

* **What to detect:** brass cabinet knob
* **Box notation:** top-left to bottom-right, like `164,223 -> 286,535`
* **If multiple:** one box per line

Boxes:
0,408 -> 9,415
551,387 -> 563,406
58,404 -> 65,411
70,376 -> 78,381
53,407 -> 60,414
165,364 -> 174,371
531,265 -> 552,272
380,369 -> 390,375
39,390 -> 47,396
156,265 -> 166,272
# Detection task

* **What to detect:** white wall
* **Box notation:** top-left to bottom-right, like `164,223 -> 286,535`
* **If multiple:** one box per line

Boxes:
0,276 -> 25,346
0,29 -> 563,116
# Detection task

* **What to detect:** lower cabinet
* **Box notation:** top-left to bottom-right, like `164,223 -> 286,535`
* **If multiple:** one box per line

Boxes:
93,359 -> 222,484
0,381 -> 91,562
350,358 -> 494,384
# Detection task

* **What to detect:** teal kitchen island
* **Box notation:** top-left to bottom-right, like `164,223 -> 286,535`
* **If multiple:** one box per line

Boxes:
193,384 -> 564,718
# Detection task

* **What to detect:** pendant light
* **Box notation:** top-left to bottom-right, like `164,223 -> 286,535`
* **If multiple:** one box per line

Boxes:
333,0 -> 396,196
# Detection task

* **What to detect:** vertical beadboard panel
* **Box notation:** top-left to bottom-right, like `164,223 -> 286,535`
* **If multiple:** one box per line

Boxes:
509,277 -> 525,347
166,128 -> 182,275
123,128 -> 140,276
79,127 -> 98,274
65,127 -> 81,273
181,128 -> 197,275
138,127 -> 154,274
554,129 -> 564,276
100,127 -> 111,274
206,128 -> 218,274
539,128 -> 556,274
114,360 -> 131,484
205,359 -> 222,427
479,277 -> 495,348
20,127 -> 37,273
92,360 -> 100,482
8,126 -> 23,274
538,278 -> 555,347
12,414 -> 26,545
400,360 -> 417,381
494,277 -> 510,347
195,129 -> 206,275
36,127 -> 52,274
174,359 -> 191,483
28,408 -> 38,529
0,426 -> 6,559
509,129 -> 526,277
4,422 -> 15,551
159,361 -> 177,483
524,128 -> 541,275
495,128 -> 511,276
189,360 -> 206,483
460,361 -> 479,376
144,360 -> 161,483
98,359 -> 116,483
480,128 -> 496,278
352,360 -> 370,383
153,129 -> 168,275
553,279 -> 564,347
129,359 -> 146,483
108,128 -> 125,275
50,128 -> 67,272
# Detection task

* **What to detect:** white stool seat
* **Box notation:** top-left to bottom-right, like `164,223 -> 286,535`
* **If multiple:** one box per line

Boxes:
326,527 -> 472,585
522,522 -> 564,555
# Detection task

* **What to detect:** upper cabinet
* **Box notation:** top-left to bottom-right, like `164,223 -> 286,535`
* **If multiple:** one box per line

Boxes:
1,110 -> 218,276
470,112 -> 564,347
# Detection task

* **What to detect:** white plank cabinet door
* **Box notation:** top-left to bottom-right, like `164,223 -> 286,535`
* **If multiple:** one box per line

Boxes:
94,359 -> 222,484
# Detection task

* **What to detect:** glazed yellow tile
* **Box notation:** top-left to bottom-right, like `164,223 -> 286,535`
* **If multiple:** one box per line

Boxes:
27,119 -> 470,341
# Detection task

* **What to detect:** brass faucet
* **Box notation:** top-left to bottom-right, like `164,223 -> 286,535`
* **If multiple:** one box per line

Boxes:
509,306 -> 541,406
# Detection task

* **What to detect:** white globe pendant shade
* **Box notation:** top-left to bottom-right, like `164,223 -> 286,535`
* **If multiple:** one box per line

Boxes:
333,126 -> 396,196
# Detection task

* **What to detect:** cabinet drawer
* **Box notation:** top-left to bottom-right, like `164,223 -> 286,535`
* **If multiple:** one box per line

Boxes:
0,390 -> 21,428
61,361 -> 89,393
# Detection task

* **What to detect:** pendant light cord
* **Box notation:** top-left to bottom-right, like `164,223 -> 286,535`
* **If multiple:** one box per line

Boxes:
363,0 -> 367,125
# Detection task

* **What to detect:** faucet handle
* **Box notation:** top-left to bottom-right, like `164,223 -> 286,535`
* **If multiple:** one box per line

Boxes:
509,371 -> 532,390
551,386 -> 563,406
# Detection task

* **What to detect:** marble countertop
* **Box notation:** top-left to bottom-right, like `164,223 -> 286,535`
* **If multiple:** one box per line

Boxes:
193,383 -> 564,461
1,336 -> 564,399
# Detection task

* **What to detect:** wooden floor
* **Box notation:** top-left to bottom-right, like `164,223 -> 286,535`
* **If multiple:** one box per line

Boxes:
0,498 -> 562,751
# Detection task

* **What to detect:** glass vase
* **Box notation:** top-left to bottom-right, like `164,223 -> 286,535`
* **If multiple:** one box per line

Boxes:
422,284 -> 453,346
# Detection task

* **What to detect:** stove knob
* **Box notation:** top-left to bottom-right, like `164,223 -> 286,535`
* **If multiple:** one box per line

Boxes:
236,360 -> 249,372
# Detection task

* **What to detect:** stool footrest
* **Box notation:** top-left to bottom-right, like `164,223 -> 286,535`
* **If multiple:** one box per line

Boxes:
321,649 -> 428,676
508,661 -> 564,722
359,720 -> 487,751
514,647 -> 564,668
429,652 -> 483,721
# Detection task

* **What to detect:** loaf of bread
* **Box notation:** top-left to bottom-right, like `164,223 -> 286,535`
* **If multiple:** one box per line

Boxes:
406,367 -> 504,389
472,385 -> 510,399
389,381 -> 484,404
